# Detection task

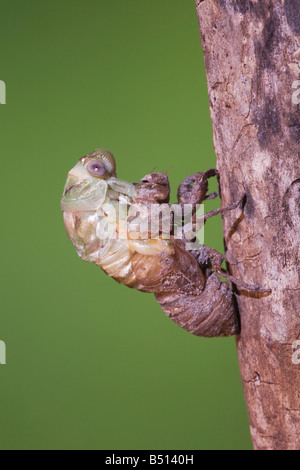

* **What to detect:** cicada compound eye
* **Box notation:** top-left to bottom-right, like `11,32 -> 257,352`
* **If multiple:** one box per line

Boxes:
87,160 -> 107,177
83,149 -> 117,178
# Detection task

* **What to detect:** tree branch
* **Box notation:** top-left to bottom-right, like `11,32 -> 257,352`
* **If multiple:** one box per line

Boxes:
195,0 -> 300,450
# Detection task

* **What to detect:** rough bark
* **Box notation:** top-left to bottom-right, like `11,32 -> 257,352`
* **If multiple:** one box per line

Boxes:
195,0 -> 300,450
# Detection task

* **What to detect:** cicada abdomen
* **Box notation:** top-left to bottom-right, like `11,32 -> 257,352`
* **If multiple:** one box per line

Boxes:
155,272 -> 239,337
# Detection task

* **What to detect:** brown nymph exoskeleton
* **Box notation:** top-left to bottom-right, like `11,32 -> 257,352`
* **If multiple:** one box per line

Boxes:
61,149 -> 270,338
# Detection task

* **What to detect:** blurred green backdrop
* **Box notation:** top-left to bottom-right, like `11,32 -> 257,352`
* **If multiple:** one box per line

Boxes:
0,0 -> 251,450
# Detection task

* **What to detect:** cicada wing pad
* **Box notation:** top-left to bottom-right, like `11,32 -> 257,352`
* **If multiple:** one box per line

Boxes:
61,180 -> 108,213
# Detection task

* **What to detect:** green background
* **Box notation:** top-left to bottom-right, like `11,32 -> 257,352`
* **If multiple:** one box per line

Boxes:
0,0 -> 252,450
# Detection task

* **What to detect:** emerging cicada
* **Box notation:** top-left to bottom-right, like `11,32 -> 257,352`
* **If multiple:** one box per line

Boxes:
61,149 -> 268,338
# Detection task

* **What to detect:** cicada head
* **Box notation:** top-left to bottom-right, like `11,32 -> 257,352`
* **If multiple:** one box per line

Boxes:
80,149 -> 117,179
61,149 -> 117,261
61,149 -> 117,213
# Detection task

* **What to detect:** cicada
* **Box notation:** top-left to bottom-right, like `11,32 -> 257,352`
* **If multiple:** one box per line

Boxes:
61,149 -> 268,337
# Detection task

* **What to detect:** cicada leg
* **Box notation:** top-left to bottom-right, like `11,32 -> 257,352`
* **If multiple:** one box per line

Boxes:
177,169 -> 220,215
192,246 -> 271,294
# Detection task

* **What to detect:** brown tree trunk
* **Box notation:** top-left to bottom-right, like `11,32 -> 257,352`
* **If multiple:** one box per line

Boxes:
195,0 -> 300,450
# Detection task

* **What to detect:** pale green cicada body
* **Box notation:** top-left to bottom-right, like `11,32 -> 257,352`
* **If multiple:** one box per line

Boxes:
61,149 -> 171,288
62,150 -> 138,285
62,148 -> 247,338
